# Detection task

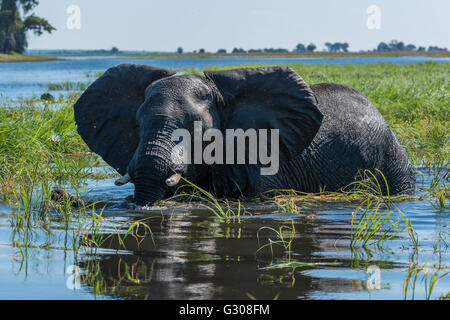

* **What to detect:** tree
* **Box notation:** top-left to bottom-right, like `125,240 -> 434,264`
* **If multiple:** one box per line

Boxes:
176,47 -> 183,54
217,48 -> 227,53
294,43 -> 306,52
405,44 -> 416,51
428,45 -> 447,52
388,40 -> 405,51
341,42 -> 349,52
232,47 -> 246,53
331,43 -> 340,52
111,46 -> 119,54
263,48 -> 288,53
376,42 -> 390,51
198,48 -> 205,53
306,43 -> 316,52
324,42 -> 349,52
0,0 -> 55,53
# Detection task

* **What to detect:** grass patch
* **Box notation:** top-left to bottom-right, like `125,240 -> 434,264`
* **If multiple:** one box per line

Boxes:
350,201 -> 404,248
0,53 -> 58,63
0,99 -> 97,201
169,175 -> 243,223
256,220 -> 296,263
403,261 -> 448,300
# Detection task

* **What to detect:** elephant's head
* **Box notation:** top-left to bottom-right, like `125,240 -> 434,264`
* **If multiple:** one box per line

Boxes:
74,64 -> 323,206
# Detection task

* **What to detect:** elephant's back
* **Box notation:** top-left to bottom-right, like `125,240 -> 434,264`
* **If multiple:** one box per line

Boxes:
310,83 -> 389,170
311,83 -> 387,140
304,83 -> 415,194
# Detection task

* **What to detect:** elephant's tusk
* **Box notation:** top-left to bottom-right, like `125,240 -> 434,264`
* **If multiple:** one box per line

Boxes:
166,173 -> 182,187
115,173 -> 132,186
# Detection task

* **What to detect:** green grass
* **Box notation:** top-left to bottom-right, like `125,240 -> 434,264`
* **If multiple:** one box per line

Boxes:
0,98 -> 105,253
169,175 -> 243,223
350,201 -> 404,248
0,53 -> 57,63
0,96 -> 154,259
256,220 -> 296,263
403,261 -> 448,300
422,155 -> 449,210
0,99 -> 96,199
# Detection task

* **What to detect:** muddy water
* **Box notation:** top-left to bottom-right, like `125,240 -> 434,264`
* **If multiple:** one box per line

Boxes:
0,169 -> 448,300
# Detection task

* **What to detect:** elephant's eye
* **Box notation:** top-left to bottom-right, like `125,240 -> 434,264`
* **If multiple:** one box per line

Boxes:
195,88 -> 212,102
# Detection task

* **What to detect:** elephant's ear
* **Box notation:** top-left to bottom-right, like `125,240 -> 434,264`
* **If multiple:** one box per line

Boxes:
74,64 -> 175,175
204,66 -> 323,194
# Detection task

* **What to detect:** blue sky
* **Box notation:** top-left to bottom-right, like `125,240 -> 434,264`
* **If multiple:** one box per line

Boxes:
28,0 -> 449,52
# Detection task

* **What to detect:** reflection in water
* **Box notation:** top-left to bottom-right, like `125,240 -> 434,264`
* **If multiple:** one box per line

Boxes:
75,206 -> 391,300
1,170 -> 448,300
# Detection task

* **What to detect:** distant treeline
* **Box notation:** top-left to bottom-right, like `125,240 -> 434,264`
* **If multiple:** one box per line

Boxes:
26,40 -> 448,57
179,40 -> 448,54
375,40 -> 447,52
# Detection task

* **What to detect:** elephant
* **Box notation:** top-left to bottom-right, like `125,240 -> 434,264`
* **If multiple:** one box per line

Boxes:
74,64 -> 415,206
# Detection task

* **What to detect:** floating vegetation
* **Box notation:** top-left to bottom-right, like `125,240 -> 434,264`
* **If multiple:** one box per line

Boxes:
277,199 -> 301,214
345,169 -> 392,205
170,175 -> 243,223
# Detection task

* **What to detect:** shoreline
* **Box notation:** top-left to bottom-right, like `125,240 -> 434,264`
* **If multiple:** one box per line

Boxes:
2,51 -> 448,63
126,51 -> 450,59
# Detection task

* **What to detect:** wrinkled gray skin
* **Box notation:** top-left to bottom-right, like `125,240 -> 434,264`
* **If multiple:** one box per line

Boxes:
74,64 -> 415,206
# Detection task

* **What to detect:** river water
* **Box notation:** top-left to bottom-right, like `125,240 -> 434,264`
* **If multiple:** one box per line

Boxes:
0,168 -> 448,300
1,55 -> 449,101
0,55 -> 448,300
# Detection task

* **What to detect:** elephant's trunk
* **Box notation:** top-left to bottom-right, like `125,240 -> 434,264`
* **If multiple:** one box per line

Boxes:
133,175 -> 168,206
130,120 -> 179,206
